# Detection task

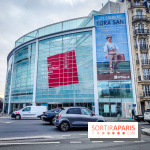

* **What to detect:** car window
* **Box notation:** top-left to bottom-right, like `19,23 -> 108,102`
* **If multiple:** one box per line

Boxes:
55,109 -> 61,113
67,108 -> 81,114
146,109 -> 150,112
50,109 -> 55,112
81,108 -> 92,115
23,107 -> 31,111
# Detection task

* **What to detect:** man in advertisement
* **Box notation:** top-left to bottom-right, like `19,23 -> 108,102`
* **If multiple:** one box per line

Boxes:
104,35 -> 120,74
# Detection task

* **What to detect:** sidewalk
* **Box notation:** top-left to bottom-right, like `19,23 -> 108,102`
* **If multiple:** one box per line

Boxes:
105,117 -> 136,122
0,113 -> 11,118
142,128 -> 150,136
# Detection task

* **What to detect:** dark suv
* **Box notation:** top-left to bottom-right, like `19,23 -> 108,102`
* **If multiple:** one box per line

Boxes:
42,108 -> 61,125
55,107 -> 105,131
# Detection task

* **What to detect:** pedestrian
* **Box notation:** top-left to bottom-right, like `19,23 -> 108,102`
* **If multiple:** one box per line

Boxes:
132,108 -> 135,119
104,35 -> 120,74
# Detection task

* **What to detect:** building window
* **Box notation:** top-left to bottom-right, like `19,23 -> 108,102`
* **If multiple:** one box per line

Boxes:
139,38 -> 146,45
136,10 -> 142,16
139,38 -> 146,49
143,69 -> 150,80
134,1 -> 140,6
136,10 -> 143,19
138,24 -> 144,32
135,39 -> 138,48
141,53 -> 148,64
144,85 -> 150,96
138,68 -> 141,81
148,102 -> 150,109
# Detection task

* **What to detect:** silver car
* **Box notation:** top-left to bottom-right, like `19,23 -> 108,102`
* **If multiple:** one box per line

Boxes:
55,107 -> 105,131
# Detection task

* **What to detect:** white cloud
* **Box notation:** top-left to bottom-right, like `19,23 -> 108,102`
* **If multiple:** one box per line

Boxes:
0,0 -> 117,98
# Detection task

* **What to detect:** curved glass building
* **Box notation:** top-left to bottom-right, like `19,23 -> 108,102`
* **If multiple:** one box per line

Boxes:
4,10 -> 135,117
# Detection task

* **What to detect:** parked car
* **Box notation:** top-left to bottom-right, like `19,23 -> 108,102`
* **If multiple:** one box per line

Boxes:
42,108 -> 62,125
144,109 -> 150,124
55,107 -> 105,131
11,106 -> 47,120
134,115 -> 144,122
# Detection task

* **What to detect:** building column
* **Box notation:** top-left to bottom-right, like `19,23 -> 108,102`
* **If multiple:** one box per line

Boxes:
2,61 -> 8,113
32,39 -> 39,106
8,55 -> 14,114
92,16 -> 99,115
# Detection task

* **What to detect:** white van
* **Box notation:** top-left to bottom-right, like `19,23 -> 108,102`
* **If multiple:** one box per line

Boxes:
11,106 -> 47,120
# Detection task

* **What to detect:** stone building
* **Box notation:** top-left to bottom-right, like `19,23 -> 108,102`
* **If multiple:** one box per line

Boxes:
100,0 -> 150,114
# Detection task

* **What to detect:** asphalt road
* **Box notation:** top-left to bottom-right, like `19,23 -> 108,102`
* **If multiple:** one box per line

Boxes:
0,118 -> 88,138
0,118 -> 150,150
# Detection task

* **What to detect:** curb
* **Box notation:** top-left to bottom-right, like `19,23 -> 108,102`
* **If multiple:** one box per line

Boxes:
141,130 -> 150,136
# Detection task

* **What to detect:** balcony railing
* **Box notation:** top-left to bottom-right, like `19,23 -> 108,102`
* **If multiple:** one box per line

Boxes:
142,91 -> 150,97
142,59 -> 150,65
134,29 -> 149,35
136,59 -> 139,64
132,15 -> 147,22
140,44 -> 149,50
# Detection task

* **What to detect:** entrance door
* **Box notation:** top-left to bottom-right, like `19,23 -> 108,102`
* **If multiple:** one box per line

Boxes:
110,103 -> 122,117
99,103 -> 110,117
141,102 -> 145,114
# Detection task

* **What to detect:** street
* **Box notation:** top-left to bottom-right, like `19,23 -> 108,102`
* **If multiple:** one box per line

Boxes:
0,118 -> 150,150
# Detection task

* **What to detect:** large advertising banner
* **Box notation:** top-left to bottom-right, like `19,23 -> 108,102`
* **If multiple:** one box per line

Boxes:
94,13 -> 131,80
47,50 -> 79,88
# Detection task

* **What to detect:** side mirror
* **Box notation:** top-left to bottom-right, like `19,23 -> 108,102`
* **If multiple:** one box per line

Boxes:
92,112 -> 95,116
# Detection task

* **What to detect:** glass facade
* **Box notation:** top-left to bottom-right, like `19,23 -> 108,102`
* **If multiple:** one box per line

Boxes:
36,31 -> 94,107
15,17 -> 92,47
5,43 -> 36,112
5,13 -> 135,117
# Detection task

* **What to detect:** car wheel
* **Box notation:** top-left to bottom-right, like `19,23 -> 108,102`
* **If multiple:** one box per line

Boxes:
60,122 -> 69,131
15,115 -> 21,120
50,117 -> 55,125
137,118 -> 140,122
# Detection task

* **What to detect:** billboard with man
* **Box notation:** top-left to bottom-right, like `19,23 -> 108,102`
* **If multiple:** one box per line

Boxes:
94,13 -> 131,81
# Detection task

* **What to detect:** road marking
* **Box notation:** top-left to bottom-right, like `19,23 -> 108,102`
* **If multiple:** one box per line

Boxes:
62,135 -> 71,137
0,136 -> 54,141
70,141 -> 82,144
0,142 -> 60,146
92,141 -> 103,143
113,141 -> 124,142
0,122 -> 12,124
134,140 -> 145,142
79,134 -> 87,136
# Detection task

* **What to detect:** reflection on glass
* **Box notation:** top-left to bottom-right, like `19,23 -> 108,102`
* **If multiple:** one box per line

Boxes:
109,89 -> 120,98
